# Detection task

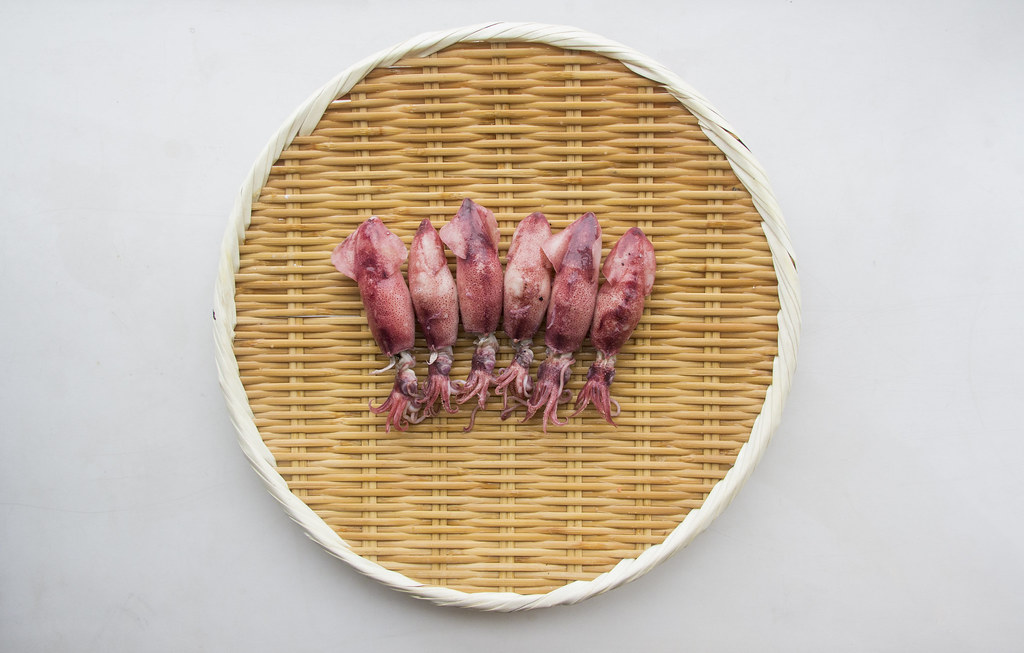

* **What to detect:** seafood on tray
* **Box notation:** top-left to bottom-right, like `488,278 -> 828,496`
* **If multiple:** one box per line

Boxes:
408,218 -> 460,417
331,217 -> 422,432
572,227 -> 656,424
494,212 -> 552,417
331,203 -> 654,433
521,212 -> 602,432
438,199 -> 504,430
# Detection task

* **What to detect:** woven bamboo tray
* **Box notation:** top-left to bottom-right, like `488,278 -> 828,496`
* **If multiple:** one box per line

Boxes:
214,23 -> 799,611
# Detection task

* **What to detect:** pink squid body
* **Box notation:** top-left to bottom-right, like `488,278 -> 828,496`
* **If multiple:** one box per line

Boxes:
331,217 -> 420,432
590,227 -> 656,356
408,218 -> 459,351
522,213 -> 602,431
574,227 -> 656,425
495,212 -> 553,413
438,198 -> 503,335
331,217 -> 415,357
408,218 -> 460,417
438,198 -> 505,429
502,212 -> 553,342
541,212 -> 602,354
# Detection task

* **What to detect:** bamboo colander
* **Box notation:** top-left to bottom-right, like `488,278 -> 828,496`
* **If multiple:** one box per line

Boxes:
214,23 -> 800,611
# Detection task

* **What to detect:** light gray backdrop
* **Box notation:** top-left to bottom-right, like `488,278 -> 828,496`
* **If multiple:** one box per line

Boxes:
2,1 -> 1022,650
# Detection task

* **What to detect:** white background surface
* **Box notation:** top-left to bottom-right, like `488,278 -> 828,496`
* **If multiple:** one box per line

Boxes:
3,1 -> 1022,650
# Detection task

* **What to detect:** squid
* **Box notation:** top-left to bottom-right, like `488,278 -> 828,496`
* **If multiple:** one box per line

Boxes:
522,212 -> 602,432
438,199 -> 504,430
331,217 -> 421,432
495,212 -> 552,416
408,218 -> 459,417
572,227 -> 656,424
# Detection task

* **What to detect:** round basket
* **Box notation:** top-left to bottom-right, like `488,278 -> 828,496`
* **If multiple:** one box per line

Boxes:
213,22 -> 799,611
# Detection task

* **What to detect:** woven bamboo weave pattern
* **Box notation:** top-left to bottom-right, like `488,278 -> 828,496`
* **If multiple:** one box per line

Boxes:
233,42 -> 779,595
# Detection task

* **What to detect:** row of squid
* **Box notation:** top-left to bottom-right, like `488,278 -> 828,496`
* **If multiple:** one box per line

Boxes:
331,199 -> 655,433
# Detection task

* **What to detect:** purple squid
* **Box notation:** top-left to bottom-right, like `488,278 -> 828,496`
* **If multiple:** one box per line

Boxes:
331,217 -> 421,432
438,199 -> 504,430
522,212 -> 602,432
408,218 -> 460,417
494,212 -> 552,416
572,227 -> 656,424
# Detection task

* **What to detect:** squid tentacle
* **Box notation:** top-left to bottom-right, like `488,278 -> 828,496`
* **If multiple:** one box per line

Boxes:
572,353 -> 618,425
495,339 -> 535,413
420,346 -> 458,417
368,351 -> 422,432
521,351 -> 574,433
457,333 -> 499,431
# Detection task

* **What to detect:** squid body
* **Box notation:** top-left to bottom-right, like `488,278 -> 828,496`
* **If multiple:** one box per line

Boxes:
438,199 -> 504,429
408,218 -> 460,417
573,227 -> 656,424
331,217 -> 421,432
495,212 -> 552,414
522,212 -> 602,432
